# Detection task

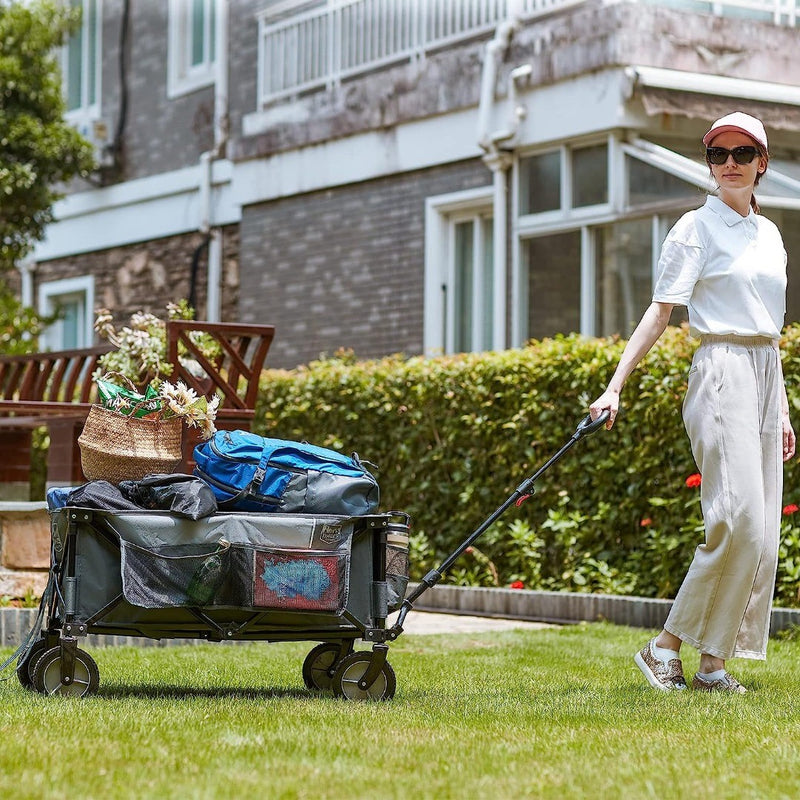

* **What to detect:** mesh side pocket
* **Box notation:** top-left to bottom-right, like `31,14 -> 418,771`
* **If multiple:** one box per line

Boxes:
385,544 -> 409,612
252,548 -> 349,613
120,540 -> 232,609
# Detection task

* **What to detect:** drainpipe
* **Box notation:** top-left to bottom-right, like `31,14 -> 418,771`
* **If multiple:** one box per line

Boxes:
476,3 -> 527,352
483,150 -> 513,351
199,0 -> 229,323
17,259 -> 35,309
15,259 -> 35,342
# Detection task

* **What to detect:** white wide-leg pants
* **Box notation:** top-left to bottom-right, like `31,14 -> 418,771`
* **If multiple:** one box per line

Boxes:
665,334 -> 783,661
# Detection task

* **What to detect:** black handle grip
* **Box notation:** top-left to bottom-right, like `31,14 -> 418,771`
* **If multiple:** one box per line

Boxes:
575,410 -> 611,437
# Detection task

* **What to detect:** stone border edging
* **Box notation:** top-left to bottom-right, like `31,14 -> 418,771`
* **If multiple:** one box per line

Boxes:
409,583 -> 800,636
3,585 -> 800,649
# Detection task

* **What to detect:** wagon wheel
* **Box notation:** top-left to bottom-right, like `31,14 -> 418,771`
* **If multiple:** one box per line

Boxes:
302,642 -> 354,691
332,652 -> 396,701
32,646 -> 100,697
16,639 -> 50,691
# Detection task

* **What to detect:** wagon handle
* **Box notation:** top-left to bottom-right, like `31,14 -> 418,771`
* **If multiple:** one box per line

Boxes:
387,410 -> 610,639
575,411 -> 611,438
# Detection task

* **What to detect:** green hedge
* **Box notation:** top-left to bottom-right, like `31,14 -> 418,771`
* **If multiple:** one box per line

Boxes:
253,325 -> 798,605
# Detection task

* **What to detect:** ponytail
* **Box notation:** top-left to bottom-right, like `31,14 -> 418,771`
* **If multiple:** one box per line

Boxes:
751,193 -> 761,215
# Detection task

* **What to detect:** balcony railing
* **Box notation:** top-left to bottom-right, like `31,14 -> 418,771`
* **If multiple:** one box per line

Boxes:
256,0 -> 798,108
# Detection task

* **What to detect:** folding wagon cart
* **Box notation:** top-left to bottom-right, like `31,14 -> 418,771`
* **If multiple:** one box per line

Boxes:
14,412 -> 607,701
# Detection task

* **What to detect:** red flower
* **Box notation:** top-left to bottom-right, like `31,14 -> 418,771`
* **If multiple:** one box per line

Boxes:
509,580 -> 525,590
783,504 -> 799,516
640,518 -> 653,527
685,473 -> 702,488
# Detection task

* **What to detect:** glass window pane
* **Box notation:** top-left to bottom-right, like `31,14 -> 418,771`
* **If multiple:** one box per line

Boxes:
60,300 -> 81,350
66,17 -> 83,111
192,0 -> 206,66
763,208 -> 800,326
209,0 -> 216,62
480,217 -> 494,350
572,144 -> 608,208
454,221 -> 474,352
595,219 -> 652,337
87,0 -> 97,105
519,151 -> 560,215
627,156 -> 700,207
525,231 -> 581,341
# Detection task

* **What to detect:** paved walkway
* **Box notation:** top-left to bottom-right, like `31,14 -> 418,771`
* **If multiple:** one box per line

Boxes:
393,610 -> 552,635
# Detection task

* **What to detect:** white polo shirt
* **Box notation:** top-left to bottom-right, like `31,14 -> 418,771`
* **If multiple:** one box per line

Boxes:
653,195 -> 787,338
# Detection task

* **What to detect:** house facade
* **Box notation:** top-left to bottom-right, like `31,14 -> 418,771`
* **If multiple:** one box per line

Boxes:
22,0 -> 800,368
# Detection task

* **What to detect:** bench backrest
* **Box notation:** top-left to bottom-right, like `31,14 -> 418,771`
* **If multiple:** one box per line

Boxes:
0,345 -> 112,404
166,321 -> 275,410
0,321 -> 275,412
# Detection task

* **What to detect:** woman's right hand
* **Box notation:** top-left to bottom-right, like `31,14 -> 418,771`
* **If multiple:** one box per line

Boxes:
589,389 -> 620,430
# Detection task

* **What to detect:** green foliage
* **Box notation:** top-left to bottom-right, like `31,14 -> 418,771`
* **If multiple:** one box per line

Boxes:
0,0 -> 95,272
95,301 -> 220,388
256,324 -> 800,604
0,278 -> 53,353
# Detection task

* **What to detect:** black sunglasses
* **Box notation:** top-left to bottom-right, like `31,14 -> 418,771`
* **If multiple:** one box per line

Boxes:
706,146 -> 760,165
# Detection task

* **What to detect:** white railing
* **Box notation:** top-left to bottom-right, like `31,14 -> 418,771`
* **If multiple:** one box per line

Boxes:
256,0 -> 799,108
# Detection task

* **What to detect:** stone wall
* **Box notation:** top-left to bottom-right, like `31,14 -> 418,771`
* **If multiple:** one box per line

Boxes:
0,504 -> 50,598
33,226 -> 240,331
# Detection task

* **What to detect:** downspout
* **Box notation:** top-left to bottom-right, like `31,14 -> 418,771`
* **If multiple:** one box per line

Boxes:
16,259 -> 35,342
476,5 -> 526,352
17,259 -> 34,309
199,0 -> 229,323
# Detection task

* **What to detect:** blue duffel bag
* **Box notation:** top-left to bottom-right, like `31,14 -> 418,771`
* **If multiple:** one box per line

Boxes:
193,430 -> 380,515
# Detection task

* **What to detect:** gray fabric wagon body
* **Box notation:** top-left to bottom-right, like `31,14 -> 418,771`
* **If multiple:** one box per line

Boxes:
50,508 -> 409,642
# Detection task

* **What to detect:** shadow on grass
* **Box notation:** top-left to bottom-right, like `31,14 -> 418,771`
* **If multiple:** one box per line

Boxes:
97,682 -> 328,701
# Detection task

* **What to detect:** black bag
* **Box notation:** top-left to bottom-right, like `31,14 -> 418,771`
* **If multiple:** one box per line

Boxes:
66,481 -> 141,512
118,474 -> 218,520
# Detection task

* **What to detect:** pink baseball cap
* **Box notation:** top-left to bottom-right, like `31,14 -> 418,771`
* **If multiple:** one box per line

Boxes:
702,112 -> 768,152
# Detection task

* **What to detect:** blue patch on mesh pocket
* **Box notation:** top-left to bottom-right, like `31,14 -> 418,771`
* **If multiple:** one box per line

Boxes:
260,557 -> 330,600
253,549 -> 346,612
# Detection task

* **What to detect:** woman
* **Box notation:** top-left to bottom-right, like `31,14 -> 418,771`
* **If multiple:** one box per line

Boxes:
590,112 -> 795,693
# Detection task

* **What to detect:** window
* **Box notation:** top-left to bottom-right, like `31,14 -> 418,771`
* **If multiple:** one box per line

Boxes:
764,208 -> 800,325
424,188 -> 495,355
38,276 -> 95,352
518,141 -> 609,216
63,0 -> 101,117
168,0 -> 216,97
452,216 -> 494,353
513,136 -> 800,346
572,144 -> 608,208
627,156 -> 699,207
519,151 -> 560,215
524,232 -> 581,341
595,219 -> 653,337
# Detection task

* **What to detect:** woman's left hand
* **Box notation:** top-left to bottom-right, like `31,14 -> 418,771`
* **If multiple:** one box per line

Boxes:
783,413 -> 796,462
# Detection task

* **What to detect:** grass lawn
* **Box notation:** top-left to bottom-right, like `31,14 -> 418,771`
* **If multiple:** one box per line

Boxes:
2,621 -> 800,799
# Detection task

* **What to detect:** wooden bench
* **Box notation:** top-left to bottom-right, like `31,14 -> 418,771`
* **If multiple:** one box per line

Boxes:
0,321 -> 275,498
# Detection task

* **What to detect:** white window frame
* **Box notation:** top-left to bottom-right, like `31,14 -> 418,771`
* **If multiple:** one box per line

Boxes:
512,133 -> 800,345
62,0 -> 102,124
424,187 -> 494,356
38,276 -> 95,352
168,0 -> 217,98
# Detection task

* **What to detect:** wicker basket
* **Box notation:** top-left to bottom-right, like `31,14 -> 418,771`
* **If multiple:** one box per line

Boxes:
78,404 -> 183,483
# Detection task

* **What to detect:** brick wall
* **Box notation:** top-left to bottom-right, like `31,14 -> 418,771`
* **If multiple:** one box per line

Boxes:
239,159 -> 492,368
34,226 -> 240,330
74,0 -> 215,187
